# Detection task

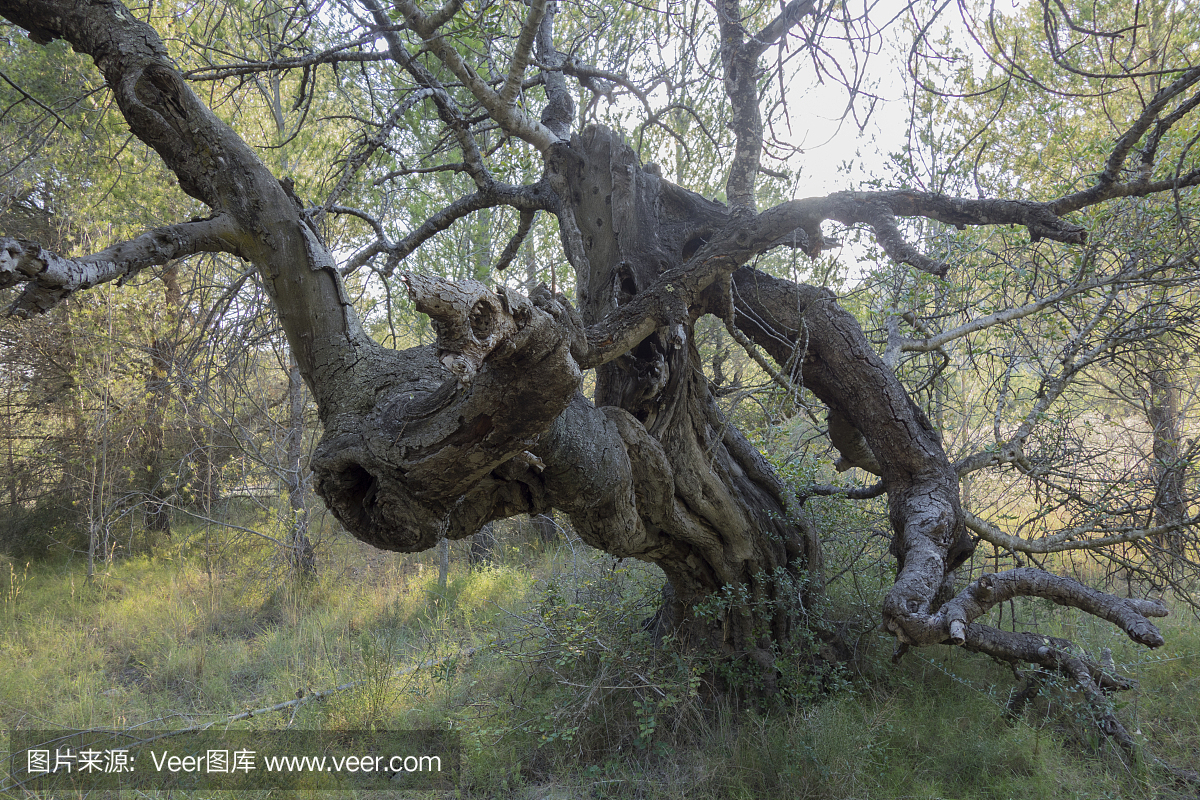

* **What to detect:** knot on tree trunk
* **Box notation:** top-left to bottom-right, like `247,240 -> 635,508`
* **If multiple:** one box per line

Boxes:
309,282 -> 587,553
403,274 -> 526,385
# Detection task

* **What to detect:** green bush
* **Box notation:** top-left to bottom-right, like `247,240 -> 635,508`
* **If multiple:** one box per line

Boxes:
0,497 -> 83,560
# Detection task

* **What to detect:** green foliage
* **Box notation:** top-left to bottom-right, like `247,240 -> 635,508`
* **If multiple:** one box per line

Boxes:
0,496 -> 82,559
692,566 -> 848,706
491,557 -> 706,760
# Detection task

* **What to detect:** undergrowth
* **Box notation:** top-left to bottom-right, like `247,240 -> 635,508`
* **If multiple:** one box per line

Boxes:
0,512 -> 1196,799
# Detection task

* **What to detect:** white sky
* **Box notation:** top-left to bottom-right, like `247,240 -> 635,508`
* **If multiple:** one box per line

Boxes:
771,0 -> 999,281
782,4 -> 915,196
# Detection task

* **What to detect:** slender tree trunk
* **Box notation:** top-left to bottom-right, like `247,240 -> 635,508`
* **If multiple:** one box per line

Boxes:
530,512 -> 557,545
140,263 -> 180,542
285,354 -> 316,575
1147,365 -> 1185,565
468,521 -> 495,566
4,372 -> 17,509
194,433 -> 222,512
437,537 -> 449,589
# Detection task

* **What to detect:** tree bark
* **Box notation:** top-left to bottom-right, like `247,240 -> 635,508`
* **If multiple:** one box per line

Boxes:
727,267 -> 976,642
529,512 -> 558,545
561,127 -> 823,674
468,521 -> 495,566
1147,365 -> 1186,566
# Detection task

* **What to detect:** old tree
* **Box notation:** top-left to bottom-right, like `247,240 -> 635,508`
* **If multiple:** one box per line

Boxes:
2,0 -> 1198,760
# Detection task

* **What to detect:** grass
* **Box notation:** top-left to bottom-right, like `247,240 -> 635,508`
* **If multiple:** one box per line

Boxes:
1,513 -> 1198,799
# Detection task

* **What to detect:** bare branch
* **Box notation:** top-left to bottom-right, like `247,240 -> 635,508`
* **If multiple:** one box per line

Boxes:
317,88 -> 434,221
499,0 -> 547,107
394,0 -> 557,151
889,566 -> 1167,663
860,190 -> 1086,245
716,0 -> 816,210
534,1 -> 574,138
340,240 -> 387,276
0,67 -> 72,128
562,58 -> 654,116
963,508 -> 1200,556
426,0 -> 465,31
743,188 -> 1090,275
717,0 -> 761,211
799,481 -> 887,501
373,162 -> 469,184
184,47 -> 391,81
324,205 -> 388,242
727,317 -> 801,398
359,0 -> 491,189
1052,65 -> 1200,212
379,183 -> 550,276
896,256 -> 1181,354
939,567 -> 1167,647
1,215 -> 240,316
1139,91 -> 1200,177
857,202 -> 947,276
961,624 -> 1133,693
747,0 -> 817,59
494,210 -> 536,272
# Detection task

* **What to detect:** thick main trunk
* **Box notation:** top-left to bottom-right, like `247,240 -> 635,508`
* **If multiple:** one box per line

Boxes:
565,128 -> 821,667
299,128 -> 823,678
307,128 -> 963,674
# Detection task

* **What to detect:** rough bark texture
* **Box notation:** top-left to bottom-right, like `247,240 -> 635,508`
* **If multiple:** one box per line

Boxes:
566,127 -> 822,668
727,268 -> 977,642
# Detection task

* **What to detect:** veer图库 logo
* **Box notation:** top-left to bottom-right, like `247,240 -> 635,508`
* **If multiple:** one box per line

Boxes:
5,729 -> 459,792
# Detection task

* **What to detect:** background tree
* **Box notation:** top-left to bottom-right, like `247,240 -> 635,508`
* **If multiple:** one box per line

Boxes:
876,0 -> 1200,603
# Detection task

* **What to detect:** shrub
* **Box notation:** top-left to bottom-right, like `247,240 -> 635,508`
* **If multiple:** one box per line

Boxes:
0,497 -> 82,560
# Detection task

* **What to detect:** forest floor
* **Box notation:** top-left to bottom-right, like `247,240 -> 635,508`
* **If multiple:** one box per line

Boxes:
0,508 -> 1197,799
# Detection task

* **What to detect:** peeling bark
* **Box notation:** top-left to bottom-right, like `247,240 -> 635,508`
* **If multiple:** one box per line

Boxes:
1,218 -> 237,315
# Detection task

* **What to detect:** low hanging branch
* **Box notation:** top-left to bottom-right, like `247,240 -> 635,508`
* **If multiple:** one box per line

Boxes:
0,216 -> 239,315
903,567 -> 1168,648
